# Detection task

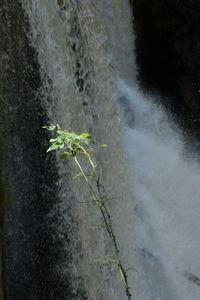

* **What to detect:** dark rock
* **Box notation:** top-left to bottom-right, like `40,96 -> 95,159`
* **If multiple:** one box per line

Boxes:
132,0 -> 200,141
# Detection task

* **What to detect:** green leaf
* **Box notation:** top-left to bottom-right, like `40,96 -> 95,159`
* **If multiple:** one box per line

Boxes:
50,137 -> 58,143
81,133 -> 91,137
57,136 -> 65,143
59,152 -> 71,159
56,124 -> 61,130
47,143 -> 60,152
100,145 -> 108,147
58,143 -> 65,150
43,124 -> 56,131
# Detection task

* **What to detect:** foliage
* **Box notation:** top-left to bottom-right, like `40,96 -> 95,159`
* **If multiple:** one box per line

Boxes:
43,124 -> 133,299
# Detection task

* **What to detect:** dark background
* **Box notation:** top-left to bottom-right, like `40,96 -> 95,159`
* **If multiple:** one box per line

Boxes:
132,0 -> 200,142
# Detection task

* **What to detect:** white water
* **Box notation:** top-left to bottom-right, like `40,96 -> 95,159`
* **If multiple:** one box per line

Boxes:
22,1 -> 135,299
22,0 -> 200,299
118,80 -> 200,300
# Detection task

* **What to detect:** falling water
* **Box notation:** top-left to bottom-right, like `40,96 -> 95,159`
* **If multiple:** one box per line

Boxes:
20,1 -> 135,299
2,0 -> 200,299
118,80 -> 200,300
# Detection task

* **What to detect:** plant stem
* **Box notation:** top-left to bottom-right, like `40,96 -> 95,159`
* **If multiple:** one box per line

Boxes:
74,155 -> 132,299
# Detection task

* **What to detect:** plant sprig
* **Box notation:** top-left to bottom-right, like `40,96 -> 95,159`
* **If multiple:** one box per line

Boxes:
43,124 -> 133,299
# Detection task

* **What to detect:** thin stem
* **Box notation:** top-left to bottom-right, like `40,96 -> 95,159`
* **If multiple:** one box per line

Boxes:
73,153 -> 132,299
74,156 -> 89,184
79,145 -> 96,170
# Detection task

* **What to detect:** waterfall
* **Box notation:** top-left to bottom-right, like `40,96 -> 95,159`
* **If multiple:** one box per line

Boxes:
1,0 -> 200,299
118,80 -> 200,299
19,1 -> 135,299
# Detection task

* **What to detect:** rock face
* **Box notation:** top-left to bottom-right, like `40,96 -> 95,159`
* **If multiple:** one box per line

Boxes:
0,1 -> 63,299
0,174 -> 6,300
132,0 -> 200,140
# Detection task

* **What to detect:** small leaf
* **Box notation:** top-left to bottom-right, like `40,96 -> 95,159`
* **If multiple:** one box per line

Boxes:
47,143 -> 59,152
43,124 -> 56,131
81,133 -> 91,137
57,143 -> 65,150
100,145 -> 108,147
50,137 -> 58,142
59,152 -> 71,159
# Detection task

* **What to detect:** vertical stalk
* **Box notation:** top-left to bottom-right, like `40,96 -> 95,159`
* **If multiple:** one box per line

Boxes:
74,155 -> 132,299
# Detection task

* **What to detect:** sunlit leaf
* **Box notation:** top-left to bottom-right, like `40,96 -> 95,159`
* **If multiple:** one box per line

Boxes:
47,143 -> 59,152
50,137 -> 58,142
43,124 -> 56,131
57,143 -> 65,150
81,133 -> 91,137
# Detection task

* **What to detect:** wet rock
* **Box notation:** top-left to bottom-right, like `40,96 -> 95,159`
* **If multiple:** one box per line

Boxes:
132,0 -> 200,140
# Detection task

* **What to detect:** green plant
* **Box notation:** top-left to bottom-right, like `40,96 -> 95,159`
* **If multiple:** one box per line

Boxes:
43,124 -> 133,299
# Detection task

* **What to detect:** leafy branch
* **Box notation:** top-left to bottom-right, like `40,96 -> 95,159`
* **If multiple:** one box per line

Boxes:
43,124 -> 133,299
